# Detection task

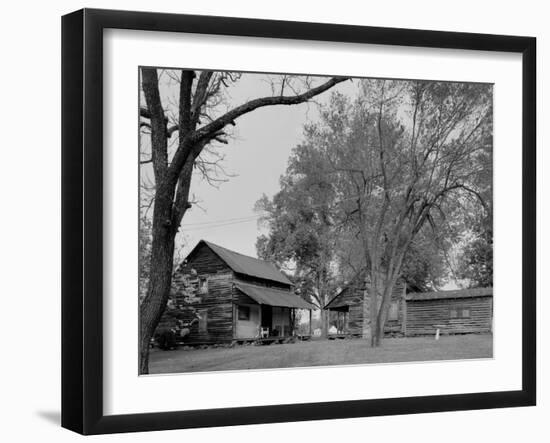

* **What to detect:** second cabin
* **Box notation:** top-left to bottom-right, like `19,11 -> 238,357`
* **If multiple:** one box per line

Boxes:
158,240 -> 315,344
324,274 -> 493,337
323,272 -> 407,337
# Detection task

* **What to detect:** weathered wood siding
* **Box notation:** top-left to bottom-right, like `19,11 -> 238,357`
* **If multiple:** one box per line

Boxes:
156,244 -> 236,343
328,281 -> 405,336
177,242 -> 231,275
405,296 -> 493,336
348,300 -> 364,336
157,267 -> 234,344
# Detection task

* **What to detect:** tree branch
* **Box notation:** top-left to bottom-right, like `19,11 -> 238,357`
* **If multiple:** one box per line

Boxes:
171,159 -> 195,235
141,68 -> 168,181
167,76 -> 350,184
140,106 -> 168,125
191,71 -> 214,127
194,77 -> 349,143
179,70 -> 195,135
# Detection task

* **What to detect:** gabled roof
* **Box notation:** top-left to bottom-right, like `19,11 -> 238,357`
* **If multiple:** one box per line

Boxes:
188,240 -> 293,286
235,282 -> 315,310
323,277 -> 360,310
324,270 -> 406,310
406,287 -> 493,301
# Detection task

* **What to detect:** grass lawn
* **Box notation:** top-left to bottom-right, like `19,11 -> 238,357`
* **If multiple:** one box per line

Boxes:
148,333 -> 492,374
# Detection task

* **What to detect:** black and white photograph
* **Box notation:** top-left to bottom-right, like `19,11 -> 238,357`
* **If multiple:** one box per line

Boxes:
138,68 -> 494,376
1,0 -> 544,439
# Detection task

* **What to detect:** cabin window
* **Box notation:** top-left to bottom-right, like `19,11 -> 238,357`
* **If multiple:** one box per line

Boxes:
388,301 -> 399,321
238,305 -> 250,321
198,277 -> 208,294
450,307 -> 470,319
198,309 -> 208,332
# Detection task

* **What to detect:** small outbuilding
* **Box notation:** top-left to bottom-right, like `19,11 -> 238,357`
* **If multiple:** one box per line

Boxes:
324,275 -> 493,337
156,240 -> 315,345
404,287 -> 493,336
323,273 -> 407,337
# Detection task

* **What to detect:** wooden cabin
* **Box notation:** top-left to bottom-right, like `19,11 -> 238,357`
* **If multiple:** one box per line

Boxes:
404,287 -> 493,336
323,273 -> 407,337
157,240 -> 315,345
324,280 -> 493,337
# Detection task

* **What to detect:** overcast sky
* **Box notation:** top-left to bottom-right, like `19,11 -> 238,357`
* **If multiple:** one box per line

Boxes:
141,72 -> 357,259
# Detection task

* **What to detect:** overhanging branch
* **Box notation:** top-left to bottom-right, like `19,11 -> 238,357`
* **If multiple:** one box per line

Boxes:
167,76 -> 350,184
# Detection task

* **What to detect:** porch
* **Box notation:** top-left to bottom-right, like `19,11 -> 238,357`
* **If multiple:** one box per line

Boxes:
233,281 -> 315,341
326,306 -> 350,337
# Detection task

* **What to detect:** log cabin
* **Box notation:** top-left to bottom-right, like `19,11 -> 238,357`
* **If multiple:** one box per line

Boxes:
157,240 -> 315,345
404,287 -> 493,336
323,272 -> 407,337
324,279 -> 493,337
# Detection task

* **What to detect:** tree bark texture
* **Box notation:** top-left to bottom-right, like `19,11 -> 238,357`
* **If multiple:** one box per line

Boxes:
139,192 -> 175,374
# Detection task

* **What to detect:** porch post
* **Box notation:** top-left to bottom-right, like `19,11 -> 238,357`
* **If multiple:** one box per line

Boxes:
401,284 -> 407,336
232,303 -> 237,339
258,303 -> 263,338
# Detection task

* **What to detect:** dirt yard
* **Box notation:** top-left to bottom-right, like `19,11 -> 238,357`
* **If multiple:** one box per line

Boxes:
148,333 -> 492,374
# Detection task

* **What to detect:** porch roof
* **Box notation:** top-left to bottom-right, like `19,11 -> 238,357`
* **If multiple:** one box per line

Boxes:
235,282 -> 316,310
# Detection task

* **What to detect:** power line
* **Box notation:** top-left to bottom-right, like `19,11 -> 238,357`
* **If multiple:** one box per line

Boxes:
176,194 -> 362,230
183,218 -> 261,231
181,214 -> 263,228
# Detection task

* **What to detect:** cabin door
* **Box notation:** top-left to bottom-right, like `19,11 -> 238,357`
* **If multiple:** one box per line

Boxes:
261,305 -> 272,332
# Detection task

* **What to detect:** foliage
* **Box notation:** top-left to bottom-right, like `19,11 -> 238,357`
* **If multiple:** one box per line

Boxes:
400,230 -> 448,291
457,215 -> 493,287
255,147 -> 338,334
264,79 -> 493,345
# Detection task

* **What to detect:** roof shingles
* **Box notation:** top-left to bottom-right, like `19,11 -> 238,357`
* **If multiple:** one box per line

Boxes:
200,240 -> 293,286
406,287 -> 493,301
235,282 -> 315,310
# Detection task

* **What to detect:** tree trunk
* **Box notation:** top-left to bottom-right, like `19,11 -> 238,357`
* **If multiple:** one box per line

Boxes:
373,271 -> 401,347
139,185 -> 177,374
320,308 -> 328,338
320,282 -> 328,338
362,274 -> 373,342
369,272 -> 379,346
374,286 -> 392,347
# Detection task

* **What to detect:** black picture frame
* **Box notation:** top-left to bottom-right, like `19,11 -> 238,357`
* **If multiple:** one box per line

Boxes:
61,8 -> 536,435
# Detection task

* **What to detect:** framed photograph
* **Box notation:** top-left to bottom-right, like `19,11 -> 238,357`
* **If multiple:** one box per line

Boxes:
61,8 -> 536,435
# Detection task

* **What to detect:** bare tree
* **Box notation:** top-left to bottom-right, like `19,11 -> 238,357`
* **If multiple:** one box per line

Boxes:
138,69 -> 348,373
